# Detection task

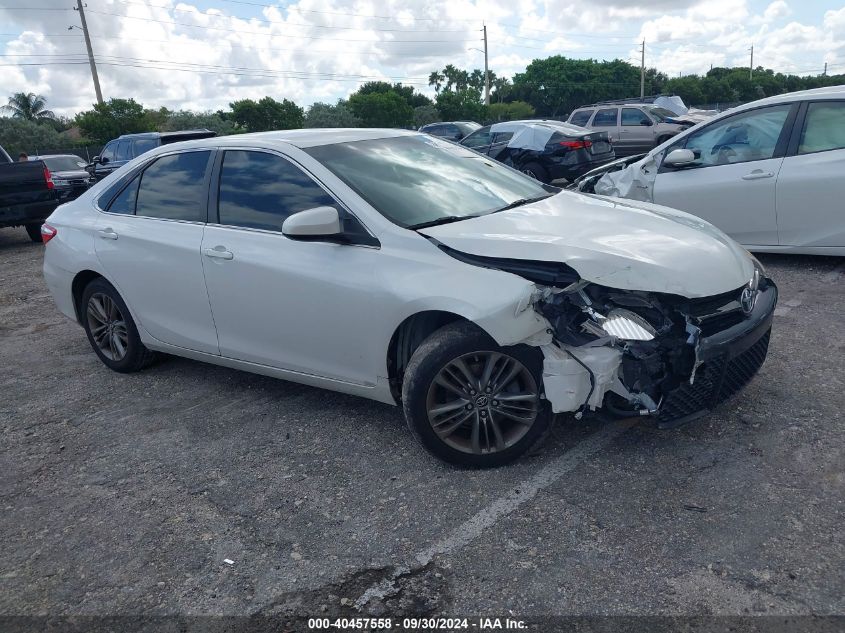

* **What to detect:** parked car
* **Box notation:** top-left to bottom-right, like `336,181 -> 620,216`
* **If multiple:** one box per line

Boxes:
0,144 -> 60,242
88,129 -> 217,180
43,129 -> 775,467
567,103 -> 692,156
29,154 -> 94,202
418,121 -> 481,142
460,120 -> 615,183
572,86 -> 845,255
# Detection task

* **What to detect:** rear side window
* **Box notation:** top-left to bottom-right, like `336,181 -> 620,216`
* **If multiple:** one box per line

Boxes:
135,151 -> 211,221
133,138 -> 158,156
799,102 -> 845,154
569,110 -> 592,126
593,109 -> 618,126
217,150 -> 336,231
107,175 -> 140,215
492,131 -> 514,144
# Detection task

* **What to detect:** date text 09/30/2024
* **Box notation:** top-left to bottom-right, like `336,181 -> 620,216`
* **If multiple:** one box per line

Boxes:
307,617 -> 527,630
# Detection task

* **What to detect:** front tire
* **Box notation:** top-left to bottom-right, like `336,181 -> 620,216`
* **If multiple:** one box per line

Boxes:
81,278 -> 156,373
402,322 -> 553,467
24,223 -> 42,243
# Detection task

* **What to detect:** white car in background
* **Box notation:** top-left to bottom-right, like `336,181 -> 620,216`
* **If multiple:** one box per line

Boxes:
42,130 -> 775,467
575,86 -> 845,255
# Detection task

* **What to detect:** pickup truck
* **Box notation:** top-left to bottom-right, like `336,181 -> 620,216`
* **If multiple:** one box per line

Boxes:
0,144 -> 60,242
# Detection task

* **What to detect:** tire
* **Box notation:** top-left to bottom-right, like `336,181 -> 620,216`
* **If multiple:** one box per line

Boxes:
81,277 -> 156,373
402,321 -> 553,467
519,162 -> 549,183
24,223 -> 42,243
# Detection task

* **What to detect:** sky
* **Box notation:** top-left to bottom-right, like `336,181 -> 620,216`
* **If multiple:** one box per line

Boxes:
0,0 -> 843,116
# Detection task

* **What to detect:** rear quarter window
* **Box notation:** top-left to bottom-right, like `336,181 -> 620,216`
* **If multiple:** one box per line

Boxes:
569,110 -> 592,126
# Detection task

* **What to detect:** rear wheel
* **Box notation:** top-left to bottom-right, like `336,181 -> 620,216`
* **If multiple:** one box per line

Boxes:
520,162 -> 549,183
81,278 -> 156,373
24,223 -> 42,243
402,322 -> 553,467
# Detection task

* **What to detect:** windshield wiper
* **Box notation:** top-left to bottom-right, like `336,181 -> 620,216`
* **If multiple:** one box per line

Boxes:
493,194 -> 553,213
407,215 -> 480,230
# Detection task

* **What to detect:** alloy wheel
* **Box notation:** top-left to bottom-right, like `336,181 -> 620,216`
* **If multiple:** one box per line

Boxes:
86,293 -> 129,361
425,351 -> 540,455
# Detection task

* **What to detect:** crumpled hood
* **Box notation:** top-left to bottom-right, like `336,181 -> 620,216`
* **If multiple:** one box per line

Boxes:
419,191 -> 755,298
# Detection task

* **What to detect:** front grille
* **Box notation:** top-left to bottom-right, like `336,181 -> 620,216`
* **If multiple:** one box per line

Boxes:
657,328 -> 771,426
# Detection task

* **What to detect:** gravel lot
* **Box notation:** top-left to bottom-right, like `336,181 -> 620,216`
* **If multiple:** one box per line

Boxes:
1,224 -> 843,626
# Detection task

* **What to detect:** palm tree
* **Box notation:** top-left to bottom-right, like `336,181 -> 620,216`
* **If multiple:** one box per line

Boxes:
2,92 -> 56,122
428,71 -> 445,94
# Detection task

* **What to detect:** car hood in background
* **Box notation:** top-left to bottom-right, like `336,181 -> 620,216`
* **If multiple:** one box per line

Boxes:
52,169 -> 91,181
418,191 -> 754,298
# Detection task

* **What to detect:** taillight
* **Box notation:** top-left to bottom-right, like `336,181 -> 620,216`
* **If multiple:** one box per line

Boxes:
559,139 -> 592,150
43,166 -> 55,189
41,223 -> 57,244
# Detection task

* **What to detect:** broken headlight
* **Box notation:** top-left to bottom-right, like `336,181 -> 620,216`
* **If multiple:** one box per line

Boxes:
599,309 -> 657,341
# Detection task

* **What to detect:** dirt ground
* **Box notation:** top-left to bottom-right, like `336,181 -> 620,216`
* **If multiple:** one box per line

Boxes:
1,225 -> 843,629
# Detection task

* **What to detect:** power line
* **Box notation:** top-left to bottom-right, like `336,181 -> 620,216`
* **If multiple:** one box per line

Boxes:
82,9 -> 482,42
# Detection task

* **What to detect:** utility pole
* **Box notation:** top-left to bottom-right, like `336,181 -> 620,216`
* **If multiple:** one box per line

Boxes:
639,40 -> 645,99
483,24 -> 490,106
749,44 -> 754,80
823,62 -> 827,76
74,0 -> 103,104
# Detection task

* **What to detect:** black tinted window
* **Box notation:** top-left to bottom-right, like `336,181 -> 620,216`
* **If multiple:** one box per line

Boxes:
461,126 -> 493,148
100,142 -> 117,162
115,141 -> 131,161
570,110 -> 592,126
622,108 -> 649,126
593,109 -> 618,126
107,175 -> 140,215
133,138 -> 158,156
135,151 -> 211,221
217,150 -> 336,231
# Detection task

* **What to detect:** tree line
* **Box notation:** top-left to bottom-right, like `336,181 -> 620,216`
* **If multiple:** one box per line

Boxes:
2,56 -> 842,157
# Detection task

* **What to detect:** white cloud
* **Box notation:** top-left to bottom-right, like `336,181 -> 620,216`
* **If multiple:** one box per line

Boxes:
0,0 -> 840,116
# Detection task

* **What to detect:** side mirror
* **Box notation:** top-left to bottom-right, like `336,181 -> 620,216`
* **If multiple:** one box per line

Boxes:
663,148 -> 697,168
99,156 -> 110,165
282,206 -> 342,239
92,155 -> 100,163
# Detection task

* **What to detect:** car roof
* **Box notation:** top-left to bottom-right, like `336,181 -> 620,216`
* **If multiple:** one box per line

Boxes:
150,128 -> 418,152
732,85 -> 845,109
29,154 -> 85,160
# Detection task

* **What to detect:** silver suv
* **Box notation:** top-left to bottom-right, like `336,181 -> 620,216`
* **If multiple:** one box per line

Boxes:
567,104 -> 690,156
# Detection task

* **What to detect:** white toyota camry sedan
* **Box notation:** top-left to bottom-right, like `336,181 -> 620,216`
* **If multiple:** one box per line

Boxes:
42,129 -> 777,467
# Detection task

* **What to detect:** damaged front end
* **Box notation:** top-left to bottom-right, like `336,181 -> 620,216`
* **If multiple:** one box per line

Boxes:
444,246 -> 777,428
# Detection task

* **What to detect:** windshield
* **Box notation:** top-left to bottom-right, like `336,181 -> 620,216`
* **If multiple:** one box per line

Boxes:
646,107 -> 679,122
304,135 -> 554,228
42,156 -> 87,171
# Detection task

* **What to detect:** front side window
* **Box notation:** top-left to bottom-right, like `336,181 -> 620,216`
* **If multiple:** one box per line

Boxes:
492,132 -> 514,144
217,150 -> 336,231
682,104 -> 791,167
304,135 -> 553,228
592,109 -> 618,127
569,110 -> 592,126
799,101 -> 845,154
621,108 -> 649,126
135,151 -> 211,221
100,142 -> 116,162
461,126 -> 493,148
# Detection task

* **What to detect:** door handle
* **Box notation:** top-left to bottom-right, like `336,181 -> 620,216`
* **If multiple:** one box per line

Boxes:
97,228 -> 118,240
741,170 -> 774,181
203,247 -> 233,260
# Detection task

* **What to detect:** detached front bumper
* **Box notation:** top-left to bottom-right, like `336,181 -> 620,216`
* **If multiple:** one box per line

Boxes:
656,280 -> 778,428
